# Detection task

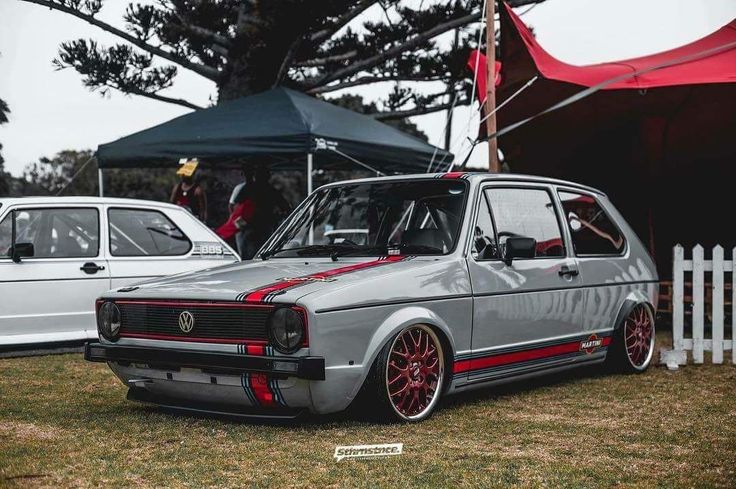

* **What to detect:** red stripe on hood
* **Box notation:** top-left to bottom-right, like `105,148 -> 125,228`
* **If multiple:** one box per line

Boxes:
242,256 -> 407,303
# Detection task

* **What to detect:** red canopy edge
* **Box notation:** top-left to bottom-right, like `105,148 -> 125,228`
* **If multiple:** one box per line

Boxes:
500,2 -> 736,90
466,50 -> 502,104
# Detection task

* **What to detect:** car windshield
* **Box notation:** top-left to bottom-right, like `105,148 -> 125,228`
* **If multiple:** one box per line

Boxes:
262,179 -> 468,258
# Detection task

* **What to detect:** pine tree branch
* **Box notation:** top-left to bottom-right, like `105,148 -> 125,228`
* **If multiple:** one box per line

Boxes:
127,88 -> 203,110
308,74 -> 445,94
309,0 -> 376,44
166,9 -> 232,49
295,50 -> 358,68
304,11 -> 482,89
372,97 -> 471,120
274,37 -> 303,87
20,0 -> 220,81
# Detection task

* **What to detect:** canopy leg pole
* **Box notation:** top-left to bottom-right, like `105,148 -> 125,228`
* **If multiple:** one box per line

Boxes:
98,168 -> 104,197
306,152 -> 313,195
307,152 -> 314,245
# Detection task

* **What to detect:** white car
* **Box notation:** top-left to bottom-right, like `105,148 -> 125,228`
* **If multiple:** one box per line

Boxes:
0,197 -> 238,348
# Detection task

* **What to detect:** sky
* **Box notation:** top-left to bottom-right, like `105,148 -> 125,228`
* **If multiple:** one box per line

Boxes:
1,0 -> 735,176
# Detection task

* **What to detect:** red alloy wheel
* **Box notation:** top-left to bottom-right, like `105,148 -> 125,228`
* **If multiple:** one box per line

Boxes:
386,325 -> 444,420
624,305 -> 654,368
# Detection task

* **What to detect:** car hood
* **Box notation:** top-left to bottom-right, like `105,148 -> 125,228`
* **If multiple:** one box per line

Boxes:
103,256 -> 446,304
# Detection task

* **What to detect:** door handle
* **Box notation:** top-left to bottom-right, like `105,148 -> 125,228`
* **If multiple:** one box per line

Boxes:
80,262 -> 105,275
558,265 -> 579,278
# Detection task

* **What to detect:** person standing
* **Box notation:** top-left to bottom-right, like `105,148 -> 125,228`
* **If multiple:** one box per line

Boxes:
170,162 -> 207,222
250,165 -> 291,251
217,165 -> 257,258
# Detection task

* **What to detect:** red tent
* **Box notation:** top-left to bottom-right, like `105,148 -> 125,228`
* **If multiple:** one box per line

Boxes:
472,4 -> 736,275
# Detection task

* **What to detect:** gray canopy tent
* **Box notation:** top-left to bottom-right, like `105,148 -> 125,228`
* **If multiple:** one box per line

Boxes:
96,88 -> 453,195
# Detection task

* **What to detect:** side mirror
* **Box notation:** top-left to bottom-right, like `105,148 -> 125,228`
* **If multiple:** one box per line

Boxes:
503,237 -> 536,266
11,242 -> 34,263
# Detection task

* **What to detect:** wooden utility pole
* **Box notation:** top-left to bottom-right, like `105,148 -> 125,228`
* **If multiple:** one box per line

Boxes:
485,0 -> 500,172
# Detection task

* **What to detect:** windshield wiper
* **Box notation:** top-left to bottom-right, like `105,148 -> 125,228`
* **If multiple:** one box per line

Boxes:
261,244 -> 360,260
332,243 -> 444,257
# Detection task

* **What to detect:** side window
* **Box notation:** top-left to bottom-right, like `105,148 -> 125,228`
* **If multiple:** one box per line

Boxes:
109,208 -> 191,257
558,191 -> 625,255
0,213 -> 10,257
472,193 -> 498,260
486,188 -> 565,258
0,208 -> 99,259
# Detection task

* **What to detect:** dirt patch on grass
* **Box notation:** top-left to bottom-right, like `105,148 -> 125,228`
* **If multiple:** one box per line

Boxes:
0,421 -> 61,442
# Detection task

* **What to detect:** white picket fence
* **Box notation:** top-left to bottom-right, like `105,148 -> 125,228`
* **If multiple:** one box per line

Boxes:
669,244 -> 734,365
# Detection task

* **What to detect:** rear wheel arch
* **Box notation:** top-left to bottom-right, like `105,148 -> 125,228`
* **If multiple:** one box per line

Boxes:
607,296 -> 656,372
612,294 -> 655,332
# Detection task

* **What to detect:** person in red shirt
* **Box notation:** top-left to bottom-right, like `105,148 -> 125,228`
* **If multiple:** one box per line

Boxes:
217,165 -> 257,258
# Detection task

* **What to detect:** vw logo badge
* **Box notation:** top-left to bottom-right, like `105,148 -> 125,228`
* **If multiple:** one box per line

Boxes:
178,311 -> 195,333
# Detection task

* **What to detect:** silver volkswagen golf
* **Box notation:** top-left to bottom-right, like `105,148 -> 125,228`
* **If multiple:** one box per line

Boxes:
86,173 -> 658,422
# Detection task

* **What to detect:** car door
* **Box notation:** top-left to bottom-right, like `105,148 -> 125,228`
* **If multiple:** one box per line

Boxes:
0,205 -> 111,345
557,189 -> 632,333
464,184 -> 585,383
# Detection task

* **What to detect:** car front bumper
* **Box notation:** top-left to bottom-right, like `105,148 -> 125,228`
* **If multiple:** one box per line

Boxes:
84,342 -> 325,381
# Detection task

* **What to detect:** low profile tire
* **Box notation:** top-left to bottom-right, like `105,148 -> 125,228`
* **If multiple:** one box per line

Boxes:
606,303 -> 655,373
363,324 -> 445,422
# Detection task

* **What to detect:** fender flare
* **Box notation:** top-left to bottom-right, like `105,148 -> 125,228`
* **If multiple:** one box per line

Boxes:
348,306 -> 457,400
612,290 -> 655,333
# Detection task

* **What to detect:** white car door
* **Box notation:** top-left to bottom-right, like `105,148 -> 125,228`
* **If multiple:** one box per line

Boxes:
105,205 -> 236,290
0,205 -> 111,345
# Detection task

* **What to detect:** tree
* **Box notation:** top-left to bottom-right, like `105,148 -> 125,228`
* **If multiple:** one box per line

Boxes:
21,149 -> 177,200
22,0 -> 544,118
0,98 -> 13,196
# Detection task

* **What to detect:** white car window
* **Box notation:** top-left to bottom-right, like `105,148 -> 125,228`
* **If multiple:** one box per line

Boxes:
0,208 -> 99,259
472,193 -> 498,260
0,213 -> 10,257
486,188 -> 566,258
558,191 -> 626,255
109,208 -> 191,256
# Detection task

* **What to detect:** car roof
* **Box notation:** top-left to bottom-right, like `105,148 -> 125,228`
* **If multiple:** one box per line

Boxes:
321,172 -> 606,196
0,196 -> 182,210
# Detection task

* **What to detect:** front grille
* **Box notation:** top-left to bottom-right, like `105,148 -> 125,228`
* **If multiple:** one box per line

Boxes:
118,301 -> 271,342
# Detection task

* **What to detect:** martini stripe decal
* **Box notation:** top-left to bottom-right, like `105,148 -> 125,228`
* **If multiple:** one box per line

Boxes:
238,255 -> 411,303
248,373 -> 276,407
454,332 -> 612,377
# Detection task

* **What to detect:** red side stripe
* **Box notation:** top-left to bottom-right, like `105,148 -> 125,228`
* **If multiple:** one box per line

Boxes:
249,373 -> 276,407
242,256 -> 407,303
455,337 -> 612,374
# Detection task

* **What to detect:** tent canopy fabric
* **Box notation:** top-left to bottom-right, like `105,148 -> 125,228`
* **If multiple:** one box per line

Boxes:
501,3 -> 736,90
490,3 -> 736,275
96,87 -> 452,173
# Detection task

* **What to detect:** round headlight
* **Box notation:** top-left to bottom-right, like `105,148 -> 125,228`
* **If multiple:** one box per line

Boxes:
267,307 -> 305,354
98,301 -> 121,341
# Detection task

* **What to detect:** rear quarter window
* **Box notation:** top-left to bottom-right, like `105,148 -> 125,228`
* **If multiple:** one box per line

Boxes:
558,191 -> 625,256
109,208 -> 191,256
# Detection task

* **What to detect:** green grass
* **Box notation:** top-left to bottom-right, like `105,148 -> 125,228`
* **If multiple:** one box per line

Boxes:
1,339 -> 735,488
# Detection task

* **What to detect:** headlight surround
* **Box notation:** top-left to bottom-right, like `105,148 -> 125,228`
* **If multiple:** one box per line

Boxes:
267,307 -> 305,354
97,301 -> 121,341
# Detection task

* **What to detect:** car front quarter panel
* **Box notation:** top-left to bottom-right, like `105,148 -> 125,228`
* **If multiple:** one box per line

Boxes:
306,298 -> 470,414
